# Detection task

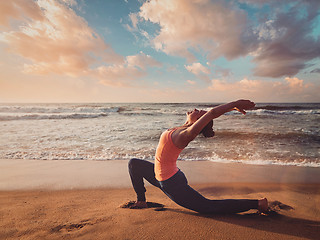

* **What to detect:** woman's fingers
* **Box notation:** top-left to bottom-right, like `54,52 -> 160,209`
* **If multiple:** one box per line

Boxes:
233,107 -> 246,114
240,109 -> 246,115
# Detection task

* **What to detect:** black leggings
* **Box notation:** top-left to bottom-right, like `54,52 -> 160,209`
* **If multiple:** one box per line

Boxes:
128,158 -> 258,214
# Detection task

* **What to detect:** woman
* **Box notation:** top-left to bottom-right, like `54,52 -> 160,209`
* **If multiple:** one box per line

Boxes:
128,100 -> 268,214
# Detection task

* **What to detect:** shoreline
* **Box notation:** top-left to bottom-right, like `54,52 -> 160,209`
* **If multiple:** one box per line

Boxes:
1,159 -> 320,190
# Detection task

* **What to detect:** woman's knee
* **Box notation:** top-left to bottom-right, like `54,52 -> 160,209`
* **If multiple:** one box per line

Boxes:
128,158 -> 139,170
128,158 -> 146,171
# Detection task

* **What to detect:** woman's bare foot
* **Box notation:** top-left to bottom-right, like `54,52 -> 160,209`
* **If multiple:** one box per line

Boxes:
258,198 -> 268,213
131,201 -> 148,209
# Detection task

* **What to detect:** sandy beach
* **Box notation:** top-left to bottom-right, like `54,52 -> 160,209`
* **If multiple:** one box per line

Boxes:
1,159 -> 319,240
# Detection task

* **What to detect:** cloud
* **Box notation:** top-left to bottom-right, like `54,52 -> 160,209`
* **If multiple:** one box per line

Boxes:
1,0 -> 124,78
284,76 -> 304,89
129,13 -> 139,29
185,62 -> 234,82
187,80 -> 196,85
185,62 -> 211,82
0,0 -> 44,27
209,78 -> 261,94
94,52 -> 161,86
209,76 -> 319,101
252,1 -> 320,77
310,68 -> 320,74
0,0 -> 162,87
134,0 -> 320,78
60,0 -> 77,6
214,66 -> 232,78
127,51 -> 162,70
137,0 -> 255,61
185,62 -> 210,75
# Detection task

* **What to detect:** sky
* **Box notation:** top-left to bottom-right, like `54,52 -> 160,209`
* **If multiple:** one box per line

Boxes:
0,0 -> 320,103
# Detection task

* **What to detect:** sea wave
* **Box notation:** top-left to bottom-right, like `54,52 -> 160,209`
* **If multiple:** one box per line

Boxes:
207,158 -> 320,168
0,113 -> 109,121
0,105 -> 123,113
179,156 -> 320,168
251,109 -> 320,115
215,130 -> 320,141
255,104 -> 317,111
0,105 -> 126,121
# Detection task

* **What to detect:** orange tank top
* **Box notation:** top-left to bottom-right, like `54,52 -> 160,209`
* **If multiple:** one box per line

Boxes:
154,128 -> 183,181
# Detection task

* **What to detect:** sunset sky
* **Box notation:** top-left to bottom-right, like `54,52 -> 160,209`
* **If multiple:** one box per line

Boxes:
1,0 -> 320,103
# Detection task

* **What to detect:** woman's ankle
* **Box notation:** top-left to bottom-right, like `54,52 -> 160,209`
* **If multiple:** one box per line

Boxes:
258,198 -> 268,212
133,201 -> 148,208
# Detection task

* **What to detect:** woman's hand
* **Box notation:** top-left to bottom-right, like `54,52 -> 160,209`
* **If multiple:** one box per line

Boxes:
233,100 -> 255,115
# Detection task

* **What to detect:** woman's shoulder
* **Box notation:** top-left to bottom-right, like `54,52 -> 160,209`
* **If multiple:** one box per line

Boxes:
168,126 -> 187,133
170,125 -> 193,149
170,126 -> 188,139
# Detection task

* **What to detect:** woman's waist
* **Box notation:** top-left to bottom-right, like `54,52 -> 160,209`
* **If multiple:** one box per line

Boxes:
154,160 -> 179,181
154,159 -> 178,171
159,169 -> 188,187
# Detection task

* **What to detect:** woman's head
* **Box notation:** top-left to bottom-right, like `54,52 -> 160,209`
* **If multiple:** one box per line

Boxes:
186,109 -> 215,138
186,109 -> 205,123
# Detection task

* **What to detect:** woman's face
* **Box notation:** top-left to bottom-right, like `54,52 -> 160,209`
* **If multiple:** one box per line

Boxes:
186,109 -> 206,123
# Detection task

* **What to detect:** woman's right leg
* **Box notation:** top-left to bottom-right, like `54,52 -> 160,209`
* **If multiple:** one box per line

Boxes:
128,158 -> 161,202
160,170 -> 258,214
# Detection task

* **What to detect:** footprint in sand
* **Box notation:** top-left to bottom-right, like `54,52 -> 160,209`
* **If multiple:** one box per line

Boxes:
51,218 -> 108,232
257,201 -> 294,216
269,201 -> 294,211
51,222 -> 88,233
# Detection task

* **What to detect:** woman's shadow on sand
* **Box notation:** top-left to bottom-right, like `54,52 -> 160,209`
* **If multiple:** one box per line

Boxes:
168,200 -> 319,240
190,184 -> 320,239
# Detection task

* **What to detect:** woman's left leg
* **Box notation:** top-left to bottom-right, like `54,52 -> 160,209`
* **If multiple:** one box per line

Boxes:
128,158 -> 161,202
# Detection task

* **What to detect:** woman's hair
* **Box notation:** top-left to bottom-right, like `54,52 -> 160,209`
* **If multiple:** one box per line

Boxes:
200,120 -> 215,138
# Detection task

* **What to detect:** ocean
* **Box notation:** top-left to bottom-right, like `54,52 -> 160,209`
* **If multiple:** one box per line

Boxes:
0,103 -> 319,167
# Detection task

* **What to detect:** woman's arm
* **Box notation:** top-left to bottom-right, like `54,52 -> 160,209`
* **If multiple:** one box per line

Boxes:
208,99 -> 255,118
174,100 -> 255,148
